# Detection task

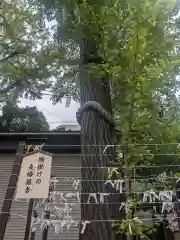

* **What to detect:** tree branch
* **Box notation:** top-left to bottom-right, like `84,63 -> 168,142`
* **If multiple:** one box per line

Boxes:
59,59 -> 80,66
0,51 -> 21,63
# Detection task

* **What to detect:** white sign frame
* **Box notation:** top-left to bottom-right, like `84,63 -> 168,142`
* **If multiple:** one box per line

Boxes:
16,150 -> 53,199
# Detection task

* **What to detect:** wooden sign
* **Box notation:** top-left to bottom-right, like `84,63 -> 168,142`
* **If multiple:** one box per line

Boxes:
16,150 -> 53,199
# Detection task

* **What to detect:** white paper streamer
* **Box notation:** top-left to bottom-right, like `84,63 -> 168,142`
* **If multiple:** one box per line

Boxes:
87,193 -> 109,203
105,180 -> 114,188
159,191 -> 173,201
176,178 -> 180,183
31,189 -> 78,234
87,193 -> 98,203
143,190 -> 159,203
105,179 -> 124,193
161,202 -> 174,214
114,180 -> 125,193
119,201 -> 126,212
81,221 -> 90,234
99,193 -> 109,203
72,179 -> 80,190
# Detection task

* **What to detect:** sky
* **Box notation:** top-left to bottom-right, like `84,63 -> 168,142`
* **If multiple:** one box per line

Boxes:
17,19 -> 81,130
18,19 -> 80,130
19,96 -> 80,130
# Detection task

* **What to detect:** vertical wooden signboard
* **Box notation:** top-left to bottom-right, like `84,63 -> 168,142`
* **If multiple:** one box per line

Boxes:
16,150 -> 52,200
16,150 -> 53,240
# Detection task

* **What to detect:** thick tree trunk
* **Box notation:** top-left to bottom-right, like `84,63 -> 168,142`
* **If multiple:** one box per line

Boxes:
78,34 -> 120,239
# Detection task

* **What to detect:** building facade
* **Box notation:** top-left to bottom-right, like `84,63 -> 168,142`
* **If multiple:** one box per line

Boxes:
55,123 -> 81,131
0,132 -> 81,240
0,132 -> 179,240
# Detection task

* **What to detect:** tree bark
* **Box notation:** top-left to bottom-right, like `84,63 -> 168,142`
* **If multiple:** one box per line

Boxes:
78,28 -> 120,240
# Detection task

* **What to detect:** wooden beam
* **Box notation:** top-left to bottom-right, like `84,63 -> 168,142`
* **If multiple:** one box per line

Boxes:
42,224 -> 49,240
0,141 -> 25,240
30,209 -> 37,240
24,199 -> 34,240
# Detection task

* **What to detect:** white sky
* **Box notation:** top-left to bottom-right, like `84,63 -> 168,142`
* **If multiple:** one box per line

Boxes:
19,96 -> 80,129
17,20 -> 80,130
19,20 -> 80,130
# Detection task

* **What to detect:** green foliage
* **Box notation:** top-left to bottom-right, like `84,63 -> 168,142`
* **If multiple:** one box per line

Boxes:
106,0 -> 180,168
0,0 -> 69,106
2,0 -> 180,236
0,103 -> 49,132
113,218 -> 154,240
112,199 -> 160,240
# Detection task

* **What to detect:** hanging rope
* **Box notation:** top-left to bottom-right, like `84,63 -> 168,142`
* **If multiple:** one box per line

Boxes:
76,101 -> 115,127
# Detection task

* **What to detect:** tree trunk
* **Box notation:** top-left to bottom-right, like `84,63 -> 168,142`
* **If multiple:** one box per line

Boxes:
78,32 -> 120,240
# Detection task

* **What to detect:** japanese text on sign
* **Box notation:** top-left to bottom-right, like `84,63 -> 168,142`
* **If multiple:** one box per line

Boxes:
24,163 -> 35,194
36,156 -> 45,184
16,152 -> 52,199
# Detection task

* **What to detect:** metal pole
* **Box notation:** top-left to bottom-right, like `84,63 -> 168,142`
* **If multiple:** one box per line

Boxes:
24,199 -> 34,240
0,141 -> 25,240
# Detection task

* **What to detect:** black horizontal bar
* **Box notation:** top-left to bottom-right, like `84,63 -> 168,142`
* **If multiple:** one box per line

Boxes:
0,131 -> 81,153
